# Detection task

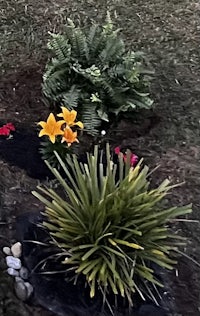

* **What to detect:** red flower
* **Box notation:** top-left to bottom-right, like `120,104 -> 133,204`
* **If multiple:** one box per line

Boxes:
6,123 -> 15,131
0,126 -> 10,136
124,153 -> 138,166
114,146 -> 121,155
114,146 -> 138,167
0,123 -> 15,136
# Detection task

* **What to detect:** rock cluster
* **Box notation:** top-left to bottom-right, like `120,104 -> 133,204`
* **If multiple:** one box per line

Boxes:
3,242 -> 33,301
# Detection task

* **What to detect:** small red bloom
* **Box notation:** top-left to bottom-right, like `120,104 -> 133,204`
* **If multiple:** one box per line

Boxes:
0,126 -> 10,136
123,153 -> 138,166
114,146 -> 121,155
0,123 -> 15,136
6,123 -> 15,131
114,146 -> 138,167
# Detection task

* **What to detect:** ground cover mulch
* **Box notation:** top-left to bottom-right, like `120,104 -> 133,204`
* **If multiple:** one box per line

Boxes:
0,0 -> 200,315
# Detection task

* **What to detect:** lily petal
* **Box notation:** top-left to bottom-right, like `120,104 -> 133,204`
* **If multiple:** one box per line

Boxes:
47,113 -> 57,125
38,121 -> 46,128
75,121 -> 84,129
49,135 -> 56,143
39,129 -> 47,137
70,110 -> 77,122
58,107 -> 82,127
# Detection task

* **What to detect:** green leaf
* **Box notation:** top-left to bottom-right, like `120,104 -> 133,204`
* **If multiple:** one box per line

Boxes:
113,239 -> 144,250
81,246 -> 100,261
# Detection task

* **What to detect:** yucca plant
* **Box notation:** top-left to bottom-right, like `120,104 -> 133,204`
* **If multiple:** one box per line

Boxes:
32,145 -> 192,308
42,13 -> 153,135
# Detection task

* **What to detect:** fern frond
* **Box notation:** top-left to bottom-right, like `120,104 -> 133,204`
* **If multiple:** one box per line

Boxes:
64,22 -> 89,61
97,76 -> 115,98
42,68 -> 69,100
60,85 -> 80,108
89,30 -> 108,62
43,59 -> 69,82
81,104 -> 102,135
48,33 -> 71,62
87,24 -> 99,51
99,36 -> 125,64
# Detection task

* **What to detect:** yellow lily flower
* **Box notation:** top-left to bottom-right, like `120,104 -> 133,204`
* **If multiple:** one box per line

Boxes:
61,126 -> 79,147
38,113 -> 65,143
57,107 -> 84,129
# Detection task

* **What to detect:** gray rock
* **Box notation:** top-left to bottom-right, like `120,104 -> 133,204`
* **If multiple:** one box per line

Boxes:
7,268 -> 19,277
24,282 -> 33,298
3,246 -> 11,256
15,276 -> 23,283
6,256 -> 22,270
19,267 -> 29,280
14,280 -> 27,301
11,242 -> 22,258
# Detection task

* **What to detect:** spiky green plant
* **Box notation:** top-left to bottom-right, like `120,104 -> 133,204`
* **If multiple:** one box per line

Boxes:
32,145 -> 192,306
42,14 -> 153,135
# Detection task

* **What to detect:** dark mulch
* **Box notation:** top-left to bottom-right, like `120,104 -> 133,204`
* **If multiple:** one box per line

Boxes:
1,0 -> 200,315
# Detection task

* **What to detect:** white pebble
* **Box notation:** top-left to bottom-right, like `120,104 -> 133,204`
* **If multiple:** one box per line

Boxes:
101,130 -> 106,136
3,247 -> 11,256
11,242 -> 22,258
24,282 -> 33,298
7,268 -> 19,277
6,256 -> 22,270
19,267 -> 29,280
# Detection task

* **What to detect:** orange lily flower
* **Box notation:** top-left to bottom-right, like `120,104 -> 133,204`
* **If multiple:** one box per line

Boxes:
38,113 -> 65,143
61,126 -> 79,146
57,107 -> 84,129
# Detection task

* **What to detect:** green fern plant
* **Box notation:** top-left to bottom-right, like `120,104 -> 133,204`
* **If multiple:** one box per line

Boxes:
42,14 -> 153,135
32,145 -> 192,307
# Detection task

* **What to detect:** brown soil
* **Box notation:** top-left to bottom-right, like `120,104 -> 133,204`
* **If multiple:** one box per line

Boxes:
0,0 -> 200,315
